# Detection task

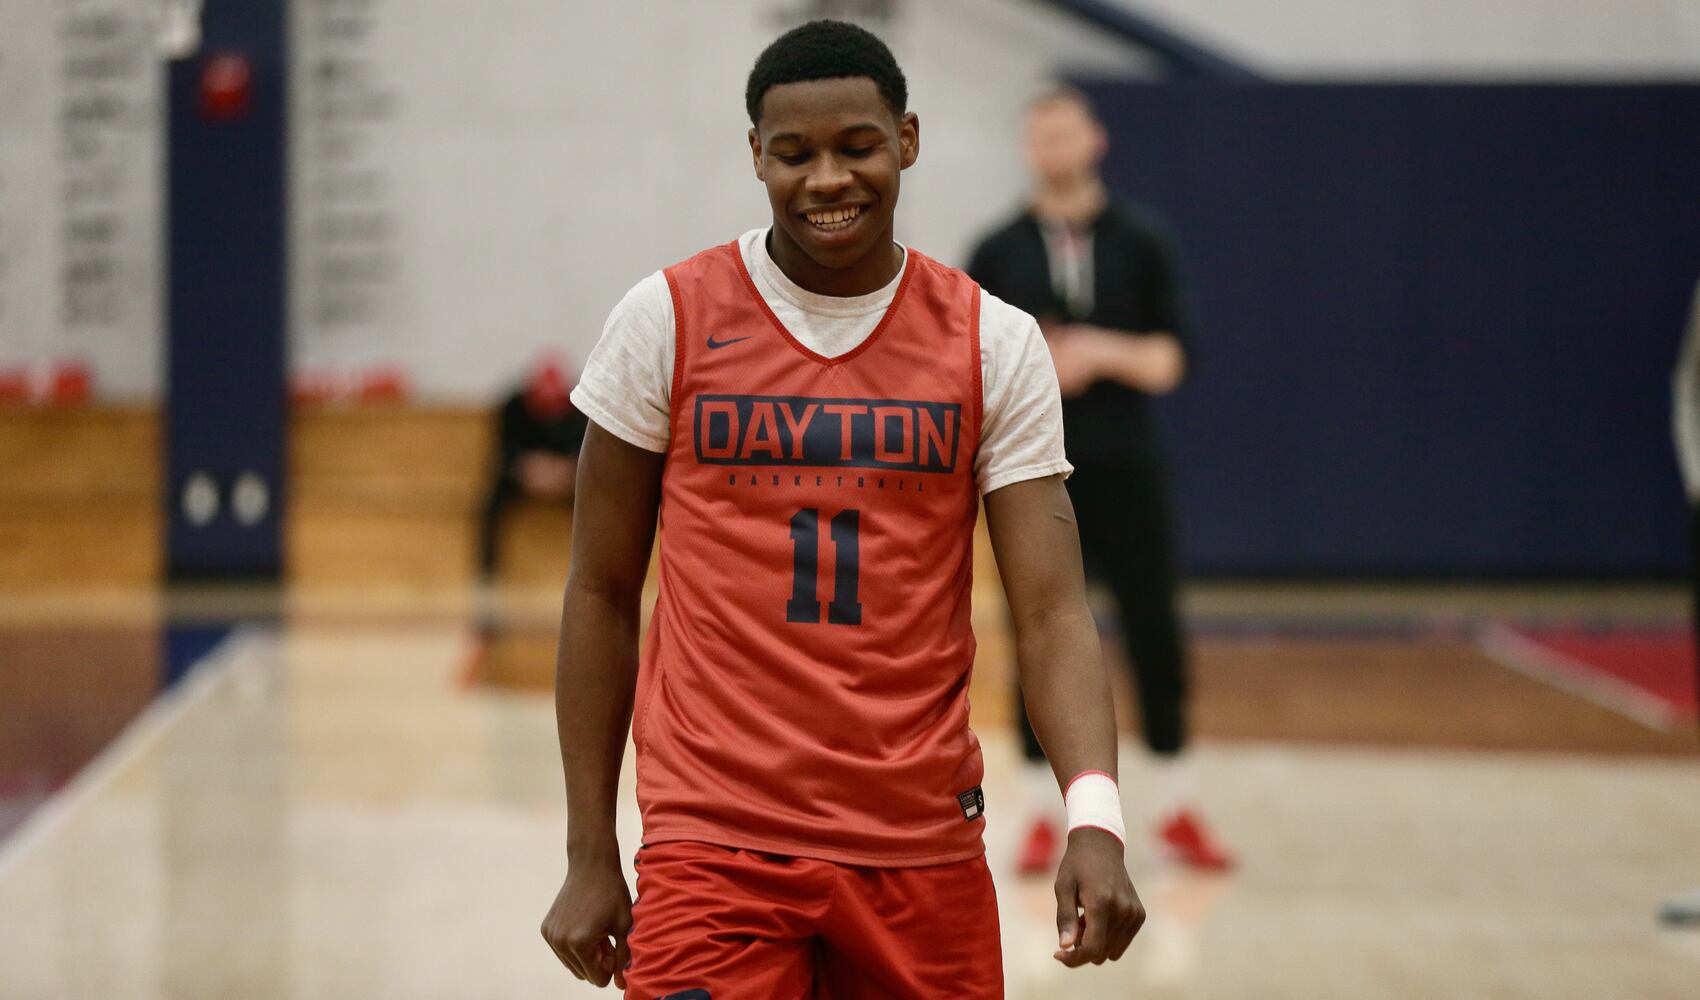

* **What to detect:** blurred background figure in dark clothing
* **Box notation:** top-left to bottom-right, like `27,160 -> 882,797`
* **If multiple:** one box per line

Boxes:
969,84 -> 1232,874
1666,276 -> 1700,927
478,354 -> 589,581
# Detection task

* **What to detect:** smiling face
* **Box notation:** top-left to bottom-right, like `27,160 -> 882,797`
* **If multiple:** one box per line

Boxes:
748,76 -> 918,295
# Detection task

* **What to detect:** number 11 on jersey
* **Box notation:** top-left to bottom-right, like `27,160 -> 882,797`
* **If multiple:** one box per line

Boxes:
786,508 -> 862,625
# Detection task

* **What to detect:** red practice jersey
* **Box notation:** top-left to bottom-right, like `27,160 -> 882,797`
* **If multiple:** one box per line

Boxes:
634,240 -> 987,866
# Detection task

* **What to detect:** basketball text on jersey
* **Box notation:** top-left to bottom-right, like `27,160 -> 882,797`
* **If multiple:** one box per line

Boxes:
693,393 -> 960,473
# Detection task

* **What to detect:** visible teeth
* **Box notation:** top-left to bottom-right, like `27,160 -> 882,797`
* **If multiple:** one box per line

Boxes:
806,206 -> 860,230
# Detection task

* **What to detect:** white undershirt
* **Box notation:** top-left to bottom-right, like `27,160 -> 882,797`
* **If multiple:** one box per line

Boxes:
1039,220 -> 1095,319
570,228 -> 1072,495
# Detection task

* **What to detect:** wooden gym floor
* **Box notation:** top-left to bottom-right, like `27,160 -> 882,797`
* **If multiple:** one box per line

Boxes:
1,580 -> 1697,999
4,404 -> 1697,997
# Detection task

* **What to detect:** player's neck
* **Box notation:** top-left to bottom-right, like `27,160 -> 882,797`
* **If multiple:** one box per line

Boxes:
766,224 -> 904,298
1032,174 -> 1107,229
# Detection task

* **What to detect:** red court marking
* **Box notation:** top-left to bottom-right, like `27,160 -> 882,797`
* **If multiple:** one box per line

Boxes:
1479,625 -> 1697,731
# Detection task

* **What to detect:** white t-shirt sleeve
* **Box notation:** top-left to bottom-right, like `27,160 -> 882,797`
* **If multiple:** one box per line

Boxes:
975,289 -> 1073,495
568,271 -> 676,454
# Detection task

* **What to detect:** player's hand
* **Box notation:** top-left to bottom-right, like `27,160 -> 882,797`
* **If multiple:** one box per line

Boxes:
541,854 -> 634,989
1052,827 -> 1144,967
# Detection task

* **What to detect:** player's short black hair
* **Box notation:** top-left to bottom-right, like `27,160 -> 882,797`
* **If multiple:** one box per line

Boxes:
745,19 -> 908,127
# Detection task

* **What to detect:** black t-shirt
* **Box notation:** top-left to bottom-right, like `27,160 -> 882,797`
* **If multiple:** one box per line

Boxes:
967,198 -> 1192,464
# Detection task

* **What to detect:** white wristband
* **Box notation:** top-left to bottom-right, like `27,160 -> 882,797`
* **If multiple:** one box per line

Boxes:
1064,770 -> 1126,846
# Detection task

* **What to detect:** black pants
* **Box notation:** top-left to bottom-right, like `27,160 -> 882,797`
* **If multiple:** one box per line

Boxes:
477,472 -> 521,579
1015,457 -> 1189,759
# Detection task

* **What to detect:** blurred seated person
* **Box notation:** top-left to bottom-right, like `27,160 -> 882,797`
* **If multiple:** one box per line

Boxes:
478,355 -> 589,581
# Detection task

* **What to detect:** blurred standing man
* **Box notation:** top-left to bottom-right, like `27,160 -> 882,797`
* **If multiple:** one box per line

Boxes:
1666,277 -> 1700,927
968,85 -> 1232,873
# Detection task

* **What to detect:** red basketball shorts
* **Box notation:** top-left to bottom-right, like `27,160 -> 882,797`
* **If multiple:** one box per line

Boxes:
622,841 -> 1003,1000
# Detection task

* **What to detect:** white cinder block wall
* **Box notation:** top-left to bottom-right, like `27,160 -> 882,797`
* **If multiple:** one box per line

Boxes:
0,1 -> 162,399
287,0 -> 1148,398
1125,0 -> 1700,78
4,0 -> 1696,399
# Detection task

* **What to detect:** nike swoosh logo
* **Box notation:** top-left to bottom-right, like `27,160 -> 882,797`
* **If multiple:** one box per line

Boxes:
706,334 -> 753,349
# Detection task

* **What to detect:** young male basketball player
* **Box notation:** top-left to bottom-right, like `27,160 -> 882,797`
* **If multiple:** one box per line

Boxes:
540,20 -> 1142,997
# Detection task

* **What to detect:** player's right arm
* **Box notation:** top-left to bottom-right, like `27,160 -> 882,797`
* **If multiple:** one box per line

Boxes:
540,422 -> 664,990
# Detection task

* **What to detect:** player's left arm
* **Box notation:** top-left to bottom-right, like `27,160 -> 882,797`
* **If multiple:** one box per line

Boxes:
984,475 -> 1146,966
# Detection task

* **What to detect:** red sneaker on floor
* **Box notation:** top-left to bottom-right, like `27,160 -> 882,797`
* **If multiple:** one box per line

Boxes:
1157,809 -> 1235,871
1016,817 -> 1060,876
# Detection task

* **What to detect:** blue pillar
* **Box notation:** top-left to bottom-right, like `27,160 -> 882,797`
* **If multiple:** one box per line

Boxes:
165,0 -> 287,580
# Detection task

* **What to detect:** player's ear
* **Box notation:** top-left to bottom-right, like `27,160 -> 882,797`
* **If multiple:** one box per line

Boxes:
749,128 -> 765,181
898,111 -> 919,170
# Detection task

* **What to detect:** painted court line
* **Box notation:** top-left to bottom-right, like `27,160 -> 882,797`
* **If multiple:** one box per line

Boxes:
0,627 -> 261,882
1477,623 -> 1681,733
